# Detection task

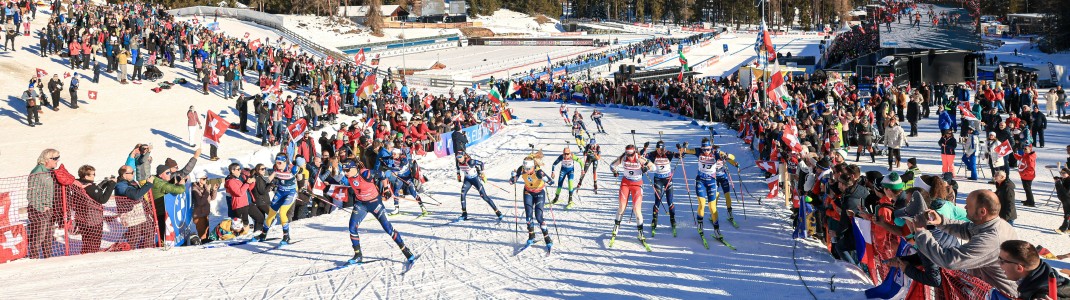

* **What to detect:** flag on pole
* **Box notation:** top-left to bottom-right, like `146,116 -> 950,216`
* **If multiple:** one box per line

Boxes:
202,110 -> 230,146
357,73 -> 378,99
677,51 -> 689,82
35,68 -> 47,77
488,86 -> 503,105
765,176 -> 780,199
781,119 -> 804,153
326,185 -> 348,202
767,68 -> 790,109
354,49 -> 367,65
958,103 -> 977,120
312,180 -> 326,196
287,118 -> 308,140
994,139 -> 1013,157
507,81 -> 520,95
756,161 -> 778,174
756,21 -> 776,62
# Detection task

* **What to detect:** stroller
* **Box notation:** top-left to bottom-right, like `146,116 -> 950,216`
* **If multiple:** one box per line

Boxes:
144,65 -> 164,82
870,124 -> 886,156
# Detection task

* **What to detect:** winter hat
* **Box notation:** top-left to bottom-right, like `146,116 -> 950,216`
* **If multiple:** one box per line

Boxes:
913,176 -> 931,192
907,157 -> 917,166
295,157 -> 306,167
881,172 -> 904,191
893,190 -> 929,225
165,158 -> 178,169
836,149 -> 848,160
156,164 -> 171,176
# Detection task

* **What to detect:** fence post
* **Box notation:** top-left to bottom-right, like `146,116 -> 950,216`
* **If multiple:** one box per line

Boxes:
61,184 -> 70,256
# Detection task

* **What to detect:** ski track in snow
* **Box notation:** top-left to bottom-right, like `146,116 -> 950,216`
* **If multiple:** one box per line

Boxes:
0,101 -> 872,299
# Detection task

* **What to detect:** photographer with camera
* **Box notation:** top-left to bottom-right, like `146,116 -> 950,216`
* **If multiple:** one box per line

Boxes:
75,165 -> 115,254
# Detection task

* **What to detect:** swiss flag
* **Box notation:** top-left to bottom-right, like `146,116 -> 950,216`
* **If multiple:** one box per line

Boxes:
312,180 -> 327,196
958,103 -> 976,120
756,161 -> 778,174
249,39 -> 262,51
354,49 -> 366,65
35,68 -> 47,77
244,32 -> 250,39
325,56 -> 335,66
88,90 -> 97,100
0,192 -> 10,227
202,110 -> 231,146
994,139 -> 1013,157
287,118 -> 308,139
63,72 -> 71,79
780,120 -> 805,153
371,54 -> 380,66
327,185 -> 348,202
0,224 -> 27,263
765,176 -> 780,199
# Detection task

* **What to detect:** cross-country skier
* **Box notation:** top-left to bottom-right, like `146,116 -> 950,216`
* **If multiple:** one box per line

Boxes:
550,146 -> 584,209
571,119 -> 590,148
608,144 -> 655,250
559,104 -> 570,125
640,140 -> 681,236
340,159 -> 416,265
679,138 -> 739,238
509,157 -> 554,250
590,109 -> 606,133
455,151 -> 504,221
385,147 -> 428,216
571,110 -> 589,133
577,138 -> 601,194
257,153 -> 300,244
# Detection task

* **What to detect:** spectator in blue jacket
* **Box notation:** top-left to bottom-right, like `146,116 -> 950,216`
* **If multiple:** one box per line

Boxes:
938,106 -> 956,131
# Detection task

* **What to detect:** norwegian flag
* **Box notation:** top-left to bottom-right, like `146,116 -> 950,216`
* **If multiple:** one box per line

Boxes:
35,68 -> 47,77
287,118 -> 308,139
765,176 -> 780,199
202,110 -> 231,146
781,120 -> 805,153
994,139 -> 1013,157
756,161 -> 778,174
327,185 -> 348,202
958,103 -> 977,120
354,49 -> 367,65
88,90 -> 98,100
312,180 -> 326,196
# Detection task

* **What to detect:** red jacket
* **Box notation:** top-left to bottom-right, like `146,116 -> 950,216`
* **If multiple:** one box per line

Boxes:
225,176 -> 253,209
1015,151 -> 1037,181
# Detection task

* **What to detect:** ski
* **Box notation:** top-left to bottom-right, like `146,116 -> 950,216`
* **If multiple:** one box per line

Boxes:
201,237 -> 278,249
697,226 -> 710,249
255,240 -> 300,254
546,243 -> 553,256
432,216 -> 474,228
413,210 -> 431,220
640,239 -> 653,252
400,255 -> 421,275
672,225 -> 678,237
712,235 -> 737,250
729,218 -> 740,229
514,240 -> 535,256
306,259 -> 386,275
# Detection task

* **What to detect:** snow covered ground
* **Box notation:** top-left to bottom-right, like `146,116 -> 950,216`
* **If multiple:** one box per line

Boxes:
0,100 -> 873,298
470,9 -> 563,35
986,37 -> 1070,87
283,14 -> 462,49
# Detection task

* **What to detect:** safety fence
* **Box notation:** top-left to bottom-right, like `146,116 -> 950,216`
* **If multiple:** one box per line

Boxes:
0,170 -> 160,264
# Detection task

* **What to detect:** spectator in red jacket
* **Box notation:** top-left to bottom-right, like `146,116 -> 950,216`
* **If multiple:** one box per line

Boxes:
224,163 -> 256,227
1015,145 -> 1038,207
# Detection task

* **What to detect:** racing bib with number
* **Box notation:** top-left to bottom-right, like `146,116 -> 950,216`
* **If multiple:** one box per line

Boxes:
622,161 -> 643,181
653,157 -> 671,176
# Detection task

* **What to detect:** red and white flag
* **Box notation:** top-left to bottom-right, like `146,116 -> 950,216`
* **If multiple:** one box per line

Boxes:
325,56 -> 335,66
781,119 -> 805,153
202,110 -> 231,146
63,72 -> 71,79
767,68 -> 790,108
87,90 -> 98,100
244,32 -> 250,39
35,68 -> 47,77
312,180 -> 327,196
249,39 -> 262,51
357,74 -> 379,99
958,103 -> 977,120
994,139 -> 1013,157
327,185 -> 348,202
354,49 -> 366,65
371,54 -> 380,66
756,160 -> 778,174
287,118 -> 308,139
765,176 -> 780,199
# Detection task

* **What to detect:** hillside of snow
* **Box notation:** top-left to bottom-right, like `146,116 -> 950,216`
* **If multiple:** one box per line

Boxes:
283,15 -> 462,48
471,9 -> 564,35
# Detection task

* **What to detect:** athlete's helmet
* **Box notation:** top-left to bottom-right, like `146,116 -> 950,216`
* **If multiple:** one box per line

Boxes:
655,141 -> 665,149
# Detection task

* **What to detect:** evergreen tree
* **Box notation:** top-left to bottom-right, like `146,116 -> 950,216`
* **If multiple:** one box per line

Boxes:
366,0 -> 385,36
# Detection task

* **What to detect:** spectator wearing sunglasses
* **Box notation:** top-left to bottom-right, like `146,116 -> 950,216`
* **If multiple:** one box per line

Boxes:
27,148 -> 80,259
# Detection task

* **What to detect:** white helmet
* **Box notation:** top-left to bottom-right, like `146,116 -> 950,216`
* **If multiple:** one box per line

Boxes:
231,218 -> 244,231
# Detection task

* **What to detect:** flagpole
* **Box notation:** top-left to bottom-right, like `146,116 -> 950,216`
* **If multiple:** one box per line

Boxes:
761,0 -> 769,109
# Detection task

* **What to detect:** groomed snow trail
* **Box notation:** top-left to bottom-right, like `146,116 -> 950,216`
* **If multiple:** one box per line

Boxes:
0,101 -> 870,299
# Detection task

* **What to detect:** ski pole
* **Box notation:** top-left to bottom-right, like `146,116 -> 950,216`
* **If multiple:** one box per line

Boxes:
311,194 -> 353,214
396,177 -> 443,206
677,147 -> 701,231
548,195 -> 562,245
513,171 -> 522,246
729,167 -> 747,220
630,129 -> 637,147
